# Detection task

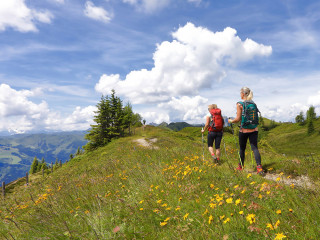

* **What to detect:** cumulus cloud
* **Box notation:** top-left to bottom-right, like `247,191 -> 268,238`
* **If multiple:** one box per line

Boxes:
84,1 -> 113,23
159,96 -> 208,123
95,23 -> 272,105
308,90 -> 320,106
0,84 -> 96,134
0,0 -> 53,32
122,0 -> 171,13
141,111 -> 170,124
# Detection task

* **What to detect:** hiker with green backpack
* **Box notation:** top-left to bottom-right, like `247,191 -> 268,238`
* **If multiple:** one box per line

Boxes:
228,87 -> 264,175
201,104 -> 224,164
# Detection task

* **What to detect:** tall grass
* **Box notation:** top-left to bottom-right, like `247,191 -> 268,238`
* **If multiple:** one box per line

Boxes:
0,126 -> 320,239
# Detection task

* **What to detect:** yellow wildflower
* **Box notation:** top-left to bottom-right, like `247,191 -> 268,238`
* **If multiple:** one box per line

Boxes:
183,213 -> 189,220
160,221 -> 168,226
139,208 -> 143,211
246,214 -> 256,224
164,217 -> 171,222
276,209 -> 281,215
208,215 -> 213,224
139,200 -> 144,204
223,218 -> 230,224
274,232 -> 286,240
274,220 -> 280,229
266,223 -> 274,230
226,198 -> 233,204
203,209 -> 208,216
219,215 -> 225,220
239,211 -> 244,215
247,173 -> 252,178
175,206 -> 181,211
235,199 -> 241,205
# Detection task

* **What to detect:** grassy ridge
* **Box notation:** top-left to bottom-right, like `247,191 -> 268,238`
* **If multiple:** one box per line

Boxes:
1,126 -> 320,239
264,118 -> 320,156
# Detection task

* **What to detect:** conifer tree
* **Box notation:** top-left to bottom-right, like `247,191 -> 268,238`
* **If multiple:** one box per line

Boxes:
123,102 -> 134,134
307,118 -> 315,135
85,90 -> 140,151
295,111 -> 305,125
41,158 -> 48,171
30,157 -> 39,174
306,106 -> 316,121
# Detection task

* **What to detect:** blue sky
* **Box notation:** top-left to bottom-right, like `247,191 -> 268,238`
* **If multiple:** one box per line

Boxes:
0,0 -> 320,134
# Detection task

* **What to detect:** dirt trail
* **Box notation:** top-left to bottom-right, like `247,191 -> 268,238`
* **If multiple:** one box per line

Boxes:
134,138 -> 159,149
243,168 -> 318,190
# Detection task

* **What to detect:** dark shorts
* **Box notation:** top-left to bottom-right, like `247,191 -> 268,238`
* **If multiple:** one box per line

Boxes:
207,131 -> 223,149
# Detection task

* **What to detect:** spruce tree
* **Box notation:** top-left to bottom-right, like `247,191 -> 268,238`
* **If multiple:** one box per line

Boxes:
85,95 -> 112,150
30,157 -> 39,174
295,111 -> 305,125
307,118 -> 315,135
306,106 -> 316,121
123,102 -> 134,134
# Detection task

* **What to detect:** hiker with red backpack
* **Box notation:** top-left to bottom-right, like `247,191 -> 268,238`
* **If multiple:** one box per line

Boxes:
228,87 -> 264,175
201,104 -> 224,164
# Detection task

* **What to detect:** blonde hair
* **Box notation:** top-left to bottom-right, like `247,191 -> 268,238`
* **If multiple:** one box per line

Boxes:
208,104 -> 217,109
241,87 -> 253,101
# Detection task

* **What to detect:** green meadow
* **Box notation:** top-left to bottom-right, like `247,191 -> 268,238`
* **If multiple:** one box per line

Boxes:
1,125 -> 320,239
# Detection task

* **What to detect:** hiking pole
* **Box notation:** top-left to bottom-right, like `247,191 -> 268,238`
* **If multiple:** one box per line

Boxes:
201,128 -> 205,162
229,119 -> 243,169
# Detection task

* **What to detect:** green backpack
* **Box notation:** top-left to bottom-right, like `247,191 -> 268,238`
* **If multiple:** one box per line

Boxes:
238,100 -> 260,129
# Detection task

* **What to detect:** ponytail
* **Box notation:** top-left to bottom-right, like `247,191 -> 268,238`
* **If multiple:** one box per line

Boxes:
241,87 -> 253,101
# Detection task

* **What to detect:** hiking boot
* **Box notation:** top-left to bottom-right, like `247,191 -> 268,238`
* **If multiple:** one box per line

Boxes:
257,165 -> 264,175
216,158 -> 221,165
236,164 -> 243,171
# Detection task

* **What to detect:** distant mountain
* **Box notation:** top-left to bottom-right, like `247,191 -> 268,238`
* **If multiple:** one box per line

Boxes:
0,131 -> 87,184
167,122 -> 193,131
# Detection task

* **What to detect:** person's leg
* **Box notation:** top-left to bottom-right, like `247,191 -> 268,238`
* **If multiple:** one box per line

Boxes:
238,132 -> 249,167
215,132 -> 223,160
207,132 -> 215,157
248,131 -> 261,166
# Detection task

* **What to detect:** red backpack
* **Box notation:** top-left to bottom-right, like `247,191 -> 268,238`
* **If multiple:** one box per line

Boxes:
208,108 -> 223,132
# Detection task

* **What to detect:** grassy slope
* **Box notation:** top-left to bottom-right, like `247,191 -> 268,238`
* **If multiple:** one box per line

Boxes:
264,118 -> 320,156
1,126 -> 320,239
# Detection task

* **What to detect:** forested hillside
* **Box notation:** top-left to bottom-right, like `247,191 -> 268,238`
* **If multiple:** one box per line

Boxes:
0,131 -> 87,183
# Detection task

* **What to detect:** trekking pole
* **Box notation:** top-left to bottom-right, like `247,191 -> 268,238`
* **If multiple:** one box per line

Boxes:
229,119 -> 243,169
251,150 -> 254,169
202,128 -> 205,162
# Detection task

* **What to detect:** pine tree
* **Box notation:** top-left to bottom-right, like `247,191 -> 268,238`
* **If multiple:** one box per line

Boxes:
85,95 -> 112,150
30,157 -> 39,174
295,111 -> 305,125
40,158 -> 48,170
85,90 -> 139,151
123,102 -> 134,134
306,106 -> 316,122
307,118 -> 315,135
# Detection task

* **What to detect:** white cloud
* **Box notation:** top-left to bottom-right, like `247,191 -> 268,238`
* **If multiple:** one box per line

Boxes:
158,96 -> 208,123
141,111 -> 170,124
95,23 -> 272,105
308,90 -> 320,107
84,1 -> 113,23
122,0 -> 171,13
0,84 -> 96,134
0,0 -> 53,32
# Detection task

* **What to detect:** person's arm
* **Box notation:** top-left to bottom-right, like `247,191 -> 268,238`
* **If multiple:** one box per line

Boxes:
229,103 -> 242,124
201,116 -> 210,133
